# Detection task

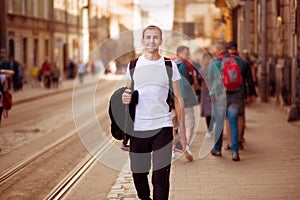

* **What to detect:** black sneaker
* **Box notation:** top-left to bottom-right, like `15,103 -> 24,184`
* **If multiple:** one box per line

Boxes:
211,150 -> 222,157
232,153 -> 240,161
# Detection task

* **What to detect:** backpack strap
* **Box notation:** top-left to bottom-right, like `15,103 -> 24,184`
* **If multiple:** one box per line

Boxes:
164,57 -> 174,111
218,54 -> 235,60
164,57 -> 172,89
129,58 -> 138,91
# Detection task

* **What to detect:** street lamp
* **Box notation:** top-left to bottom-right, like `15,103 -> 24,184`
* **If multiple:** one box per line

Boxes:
81,1 -> 89,62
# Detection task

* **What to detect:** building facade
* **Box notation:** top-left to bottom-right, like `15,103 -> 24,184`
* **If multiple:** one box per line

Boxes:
0,0 -> 138,77
215,0 -> 300,121
0,0 -> 90,77
173,0 -> 225,48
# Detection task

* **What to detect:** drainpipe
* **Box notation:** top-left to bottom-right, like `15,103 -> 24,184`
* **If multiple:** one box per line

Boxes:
261,0 -> 268,102
244,0 -> 250,51
0,0 -> 7,62
254,0 -> 258,55
50,0 -> 54,64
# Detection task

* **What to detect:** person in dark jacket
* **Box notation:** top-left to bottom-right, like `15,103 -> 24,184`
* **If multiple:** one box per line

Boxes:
171,45 -> 198,161
199,52 -> 214,138
208,40 -> 242,161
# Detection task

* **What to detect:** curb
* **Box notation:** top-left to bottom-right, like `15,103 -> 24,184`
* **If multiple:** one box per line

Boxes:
12,80 -> 98,106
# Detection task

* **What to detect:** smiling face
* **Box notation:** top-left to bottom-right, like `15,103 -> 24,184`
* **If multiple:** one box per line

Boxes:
141,27 -> 163,54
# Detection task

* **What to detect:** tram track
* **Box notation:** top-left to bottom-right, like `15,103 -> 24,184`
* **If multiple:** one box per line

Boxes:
0,105 -> 109,186
0,76 -> 119,184
0,110 -> 115,200
0,76 -> 123,199
44,138 -> 115,200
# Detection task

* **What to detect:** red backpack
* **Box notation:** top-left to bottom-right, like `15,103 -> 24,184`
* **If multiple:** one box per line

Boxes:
219,55 -> 243,91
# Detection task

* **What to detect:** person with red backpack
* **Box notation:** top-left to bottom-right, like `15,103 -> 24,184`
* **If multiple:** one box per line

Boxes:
225,41 -> 257,151
208,40 -> 244,161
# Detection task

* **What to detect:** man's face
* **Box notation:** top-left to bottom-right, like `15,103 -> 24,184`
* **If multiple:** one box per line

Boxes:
141,29 -> 162,53
178,48 -> 190,61
228,48 -> 236,54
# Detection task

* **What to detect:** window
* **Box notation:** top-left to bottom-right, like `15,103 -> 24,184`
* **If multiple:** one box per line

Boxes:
26,0 -> 33,16
9,39 -> 15,60
23,38 -> 27,64
38,0 -> 44,18
183,22 -> 195,39
45,39 -> 49,58
34,39 -> 39,67
13,0 -> 23,14
195,17 -> 204,37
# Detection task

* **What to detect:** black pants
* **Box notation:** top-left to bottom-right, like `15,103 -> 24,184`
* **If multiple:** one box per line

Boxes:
205,116 -> 215,132
130,127 -> 173,200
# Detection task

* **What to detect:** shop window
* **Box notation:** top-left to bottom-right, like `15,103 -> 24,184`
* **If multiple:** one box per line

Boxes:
34,39 -> 39,67
8,39 -> 15,60
183,22 -> 195,39
45,39 -> 49,58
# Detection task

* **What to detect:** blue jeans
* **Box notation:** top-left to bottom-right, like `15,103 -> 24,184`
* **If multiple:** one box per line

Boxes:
213,92 -> 241,154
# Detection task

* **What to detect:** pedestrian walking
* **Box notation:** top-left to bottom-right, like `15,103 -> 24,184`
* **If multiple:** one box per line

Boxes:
171,45 -> 198,161
30,66 -> 40,88
0,55 -> 10,70
77,61 -> 86,83
51,62 -> 61,89
208,40 -> 242,161
41,59 -> 52,89
199,52 -> 214,138
1,55 -> 12,90
68,59 -> 76,79
0,69 -> 14,126
226,41 -> 257,150
242,50 -> 258,88
122,25 -> 186,200
10,58 -> 23,91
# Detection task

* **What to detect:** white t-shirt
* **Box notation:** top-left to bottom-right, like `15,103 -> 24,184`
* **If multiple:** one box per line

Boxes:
126,55 -> 181,131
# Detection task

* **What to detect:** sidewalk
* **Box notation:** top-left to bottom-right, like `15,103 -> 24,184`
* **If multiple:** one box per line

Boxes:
108,102 -> 300,200
169,102 -> 300,200
11,73 -> 102,105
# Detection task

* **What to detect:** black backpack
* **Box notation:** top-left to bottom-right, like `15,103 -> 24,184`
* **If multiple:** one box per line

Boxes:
108,57 -> 172,141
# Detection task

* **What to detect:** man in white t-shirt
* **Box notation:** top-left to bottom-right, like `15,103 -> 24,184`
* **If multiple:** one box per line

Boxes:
122,25 -> 186,200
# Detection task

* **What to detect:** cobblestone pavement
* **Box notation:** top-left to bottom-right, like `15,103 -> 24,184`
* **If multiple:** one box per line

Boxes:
107,102 -> 300,200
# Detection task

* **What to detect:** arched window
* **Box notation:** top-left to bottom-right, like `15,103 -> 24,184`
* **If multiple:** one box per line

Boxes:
8,39 -> 15,60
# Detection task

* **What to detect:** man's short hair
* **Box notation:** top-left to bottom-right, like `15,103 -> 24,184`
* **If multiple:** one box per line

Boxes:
215,40 -> 227,51
227,41 -> 238,50
142,25 -> 162,39
176,45 -> 189,55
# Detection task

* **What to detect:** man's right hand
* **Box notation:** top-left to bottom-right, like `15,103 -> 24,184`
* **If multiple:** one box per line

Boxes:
122,88 -> 132,104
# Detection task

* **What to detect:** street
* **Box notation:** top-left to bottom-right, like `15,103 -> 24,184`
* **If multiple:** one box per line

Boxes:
0,75 -> 300,200
0,75 -> 125,199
